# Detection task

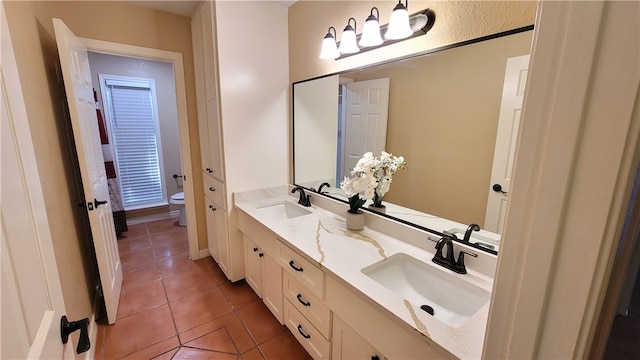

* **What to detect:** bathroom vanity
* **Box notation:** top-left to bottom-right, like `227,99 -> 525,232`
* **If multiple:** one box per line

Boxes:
234,186 -> 497,360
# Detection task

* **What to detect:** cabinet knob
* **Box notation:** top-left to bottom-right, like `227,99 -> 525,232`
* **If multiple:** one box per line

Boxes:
259,253 -> 264,257
209,187 -> 215,192
210,206 -> 217,211
253,247 -> 258,252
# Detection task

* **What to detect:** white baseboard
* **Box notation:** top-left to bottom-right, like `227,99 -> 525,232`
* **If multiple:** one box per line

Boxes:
126,209 -> 180,226
196,248 -> 211,260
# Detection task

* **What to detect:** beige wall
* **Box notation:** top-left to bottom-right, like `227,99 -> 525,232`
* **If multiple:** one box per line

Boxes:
289,0 -> 538,83
4,0 -> 199,331
342,31 -> 533,226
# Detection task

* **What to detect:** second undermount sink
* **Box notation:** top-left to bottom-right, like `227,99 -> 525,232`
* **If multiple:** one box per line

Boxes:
362,253 -> 490,328
256,201 -> 311,220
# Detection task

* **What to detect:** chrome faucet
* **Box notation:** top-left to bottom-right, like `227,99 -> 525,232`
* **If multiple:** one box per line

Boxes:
291,186 -> 311,207
317,182 -> 331,194
432,234 -> 478,274
463,223 -> 480,243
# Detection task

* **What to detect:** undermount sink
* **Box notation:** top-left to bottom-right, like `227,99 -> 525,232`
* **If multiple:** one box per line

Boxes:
362,253 -> 490,328
256,201 -> 311,220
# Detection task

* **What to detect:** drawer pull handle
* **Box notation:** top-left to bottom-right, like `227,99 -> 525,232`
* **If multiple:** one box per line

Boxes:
253,247 -> 258,252
297,324 -> 311,339
289,260 -> 304,272
296,293 -> 311,307
209,187 -> 215,192
259,253 -> 264,257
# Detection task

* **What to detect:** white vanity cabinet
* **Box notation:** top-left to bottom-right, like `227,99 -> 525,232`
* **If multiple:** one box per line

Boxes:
238,213 -> 284,323
325,276 -> 453,360
332,315 -> 385,360
242,235 -> 283,324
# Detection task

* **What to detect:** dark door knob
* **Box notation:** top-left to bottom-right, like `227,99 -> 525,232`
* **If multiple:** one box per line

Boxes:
60,315 -> 90,354
94,199 -> 108,207
492,184 -> 507,194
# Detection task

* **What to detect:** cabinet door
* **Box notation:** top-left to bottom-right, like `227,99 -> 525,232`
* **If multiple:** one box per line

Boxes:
213,203 -> 230,278
244,236 -> 262,296
205,199 -> 218,261
201,2 -> 224,180
192,8 -> 210,174
262,255 -> 283,324
332,315 -> 385,360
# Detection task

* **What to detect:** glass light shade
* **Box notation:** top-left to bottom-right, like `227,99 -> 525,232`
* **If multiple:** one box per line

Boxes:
338,29 -> 360,54
359,18 -> 383,47
385,6 -> 412,40
319,36 -> 339,59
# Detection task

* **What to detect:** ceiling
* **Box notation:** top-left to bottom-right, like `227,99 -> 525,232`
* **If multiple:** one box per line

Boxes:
130,1 -> 297,18
128,1 -> 201,17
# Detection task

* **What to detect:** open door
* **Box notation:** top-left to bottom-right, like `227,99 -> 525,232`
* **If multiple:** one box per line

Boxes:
341,78 -> 390,178
484,55 -> 530,233
53,18 -> 122,324
1,6 -> 74,357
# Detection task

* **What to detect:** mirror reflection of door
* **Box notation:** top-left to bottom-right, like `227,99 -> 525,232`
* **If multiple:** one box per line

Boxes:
339,78 -> 391,181
484,55 -> 530,233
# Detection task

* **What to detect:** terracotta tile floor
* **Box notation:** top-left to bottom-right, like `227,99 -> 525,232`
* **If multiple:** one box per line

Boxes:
96,218 -> 312,360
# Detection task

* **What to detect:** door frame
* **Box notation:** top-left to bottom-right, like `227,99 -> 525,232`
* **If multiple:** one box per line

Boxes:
80,38 -> 198,260
484,1 -> 640,358
1,4 -> 74,357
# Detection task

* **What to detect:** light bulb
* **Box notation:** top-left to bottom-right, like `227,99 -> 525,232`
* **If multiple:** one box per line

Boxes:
385,0 -> 412,40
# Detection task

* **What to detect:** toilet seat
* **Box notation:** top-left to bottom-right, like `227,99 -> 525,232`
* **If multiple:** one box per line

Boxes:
170,192 -> 185,205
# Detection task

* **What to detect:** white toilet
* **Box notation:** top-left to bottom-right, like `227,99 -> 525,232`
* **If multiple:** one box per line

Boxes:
169,192 -> 187,227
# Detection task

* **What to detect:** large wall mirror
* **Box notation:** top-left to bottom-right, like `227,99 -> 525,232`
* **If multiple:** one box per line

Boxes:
293,27 -> 534,254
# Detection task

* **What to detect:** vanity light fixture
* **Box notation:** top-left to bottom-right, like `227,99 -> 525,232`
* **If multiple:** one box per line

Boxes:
320,5 -> 435,60
385,0 -> 412,40
359,7 -> 383,47
337,18 -> 360,54
319,26 -> 340,59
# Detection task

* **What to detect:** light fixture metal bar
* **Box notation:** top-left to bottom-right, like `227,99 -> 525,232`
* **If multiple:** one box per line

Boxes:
335,9 -> 436,60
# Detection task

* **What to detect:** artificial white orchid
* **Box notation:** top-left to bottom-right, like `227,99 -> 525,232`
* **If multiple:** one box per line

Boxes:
340,151 -> 406,212
340,152 -> 379,213
371,151 -> 407,207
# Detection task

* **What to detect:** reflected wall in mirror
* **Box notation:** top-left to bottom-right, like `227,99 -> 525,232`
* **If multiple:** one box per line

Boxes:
293,28 -> 533,252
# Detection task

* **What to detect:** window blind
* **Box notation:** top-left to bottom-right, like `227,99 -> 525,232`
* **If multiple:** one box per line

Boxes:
104,80 -> 164,209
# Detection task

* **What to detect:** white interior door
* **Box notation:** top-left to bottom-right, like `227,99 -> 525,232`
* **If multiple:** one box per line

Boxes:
341,78 -> 390,178
1,7 -> 73,358
484,55 -> 530,233
53,18 -> 122,324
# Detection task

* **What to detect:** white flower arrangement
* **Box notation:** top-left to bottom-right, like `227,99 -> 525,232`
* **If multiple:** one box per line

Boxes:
340,151 -> 406,213
372,151 -> 407,207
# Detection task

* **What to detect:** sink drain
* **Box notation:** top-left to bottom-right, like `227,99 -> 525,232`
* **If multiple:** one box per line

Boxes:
420,304 -> 435,316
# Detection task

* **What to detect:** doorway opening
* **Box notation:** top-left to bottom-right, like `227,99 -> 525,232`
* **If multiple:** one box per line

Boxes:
82,38 -> 198,261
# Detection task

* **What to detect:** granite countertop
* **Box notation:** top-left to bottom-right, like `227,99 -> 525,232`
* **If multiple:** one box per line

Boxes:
234,186 -> 495,359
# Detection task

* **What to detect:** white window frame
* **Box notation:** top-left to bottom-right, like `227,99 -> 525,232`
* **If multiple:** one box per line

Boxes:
98,74 -> 167,210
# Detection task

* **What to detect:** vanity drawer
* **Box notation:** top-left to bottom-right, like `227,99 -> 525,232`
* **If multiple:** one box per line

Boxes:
203,175 -> 225,208
284,299 -> 330,360
277,242 -> 324,299
283,271 -> 331,338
